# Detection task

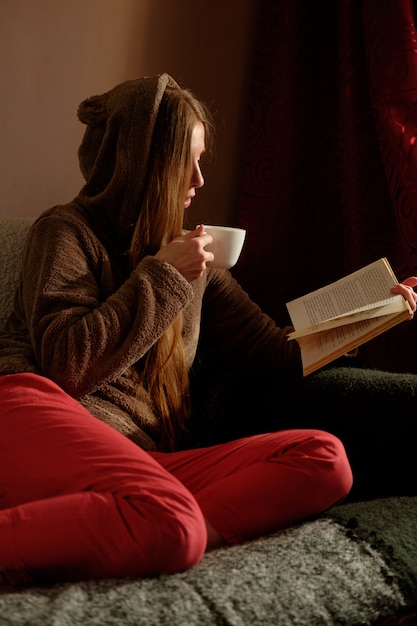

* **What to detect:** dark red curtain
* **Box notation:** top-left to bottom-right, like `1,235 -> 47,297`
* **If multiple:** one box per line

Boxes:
234,0 -> 417,373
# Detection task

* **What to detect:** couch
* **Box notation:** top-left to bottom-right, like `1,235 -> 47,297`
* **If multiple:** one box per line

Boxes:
0,217 -> 417,626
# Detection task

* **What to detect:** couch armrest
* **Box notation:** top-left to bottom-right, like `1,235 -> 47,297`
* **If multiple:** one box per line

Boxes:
0,218 -> 34,329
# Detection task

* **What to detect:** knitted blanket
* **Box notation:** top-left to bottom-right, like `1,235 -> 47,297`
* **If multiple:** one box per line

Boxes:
1,497 -> 416,626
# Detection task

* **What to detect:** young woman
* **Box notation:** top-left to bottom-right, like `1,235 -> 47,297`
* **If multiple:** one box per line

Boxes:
0,73 -> 414,586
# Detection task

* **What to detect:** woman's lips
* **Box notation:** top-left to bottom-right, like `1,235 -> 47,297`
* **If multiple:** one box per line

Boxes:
184,195 -> 194,209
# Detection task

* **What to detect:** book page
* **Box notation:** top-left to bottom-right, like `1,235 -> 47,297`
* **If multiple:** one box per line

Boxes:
286,258 -> 399,331
295,311 -> 409,376
287,297 -> 407,339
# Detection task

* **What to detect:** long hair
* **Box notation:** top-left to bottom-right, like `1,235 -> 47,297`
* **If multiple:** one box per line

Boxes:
130,85 -> 214,450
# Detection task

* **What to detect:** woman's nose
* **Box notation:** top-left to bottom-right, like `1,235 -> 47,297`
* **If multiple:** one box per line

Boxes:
193,165 -> 204,189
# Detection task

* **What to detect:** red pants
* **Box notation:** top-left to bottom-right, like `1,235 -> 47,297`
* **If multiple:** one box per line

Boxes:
0,373 -> 352,585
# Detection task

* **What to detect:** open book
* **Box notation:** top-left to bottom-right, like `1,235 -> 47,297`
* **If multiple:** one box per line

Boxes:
286,257 -> 413,376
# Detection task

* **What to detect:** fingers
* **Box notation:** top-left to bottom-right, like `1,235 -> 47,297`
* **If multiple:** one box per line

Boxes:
391,278 -> 417,313
155,225 -> 215,281
182,224 -> 208,240
179,225 -> 213,252
400,276 -> 417,289
179,225 -> 214,265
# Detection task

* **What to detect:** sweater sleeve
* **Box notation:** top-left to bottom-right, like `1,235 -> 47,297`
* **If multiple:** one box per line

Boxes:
15,213 -> 194,397
199,268 -> 303,375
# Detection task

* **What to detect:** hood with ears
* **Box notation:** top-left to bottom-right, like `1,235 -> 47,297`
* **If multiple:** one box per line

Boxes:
76,73 -> 180,251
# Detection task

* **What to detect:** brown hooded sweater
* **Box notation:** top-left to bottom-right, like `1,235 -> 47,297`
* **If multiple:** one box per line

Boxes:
0,74 -> 301,451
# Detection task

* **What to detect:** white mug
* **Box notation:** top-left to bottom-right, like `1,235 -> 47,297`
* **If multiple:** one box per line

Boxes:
203,225 -> 246,269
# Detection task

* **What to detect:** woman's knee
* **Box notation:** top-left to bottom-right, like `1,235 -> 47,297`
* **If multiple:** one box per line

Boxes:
117,491 -> 207,576
306,429 -> 353,502
157,502 -> 207,573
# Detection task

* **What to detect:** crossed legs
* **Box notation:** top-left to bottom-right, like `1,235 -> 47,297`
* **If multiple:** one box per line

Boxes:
0,373 -> 352,585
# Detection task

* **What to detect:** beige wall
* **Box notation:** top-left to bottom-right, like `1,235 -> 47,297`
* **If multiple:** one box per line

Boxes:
0,0 -> 257,227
